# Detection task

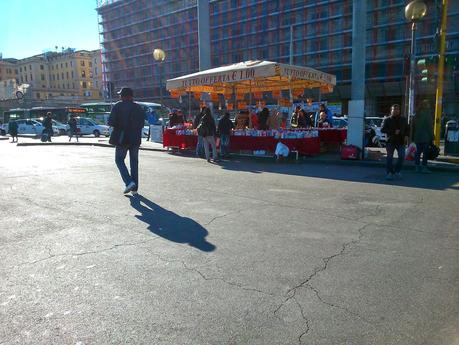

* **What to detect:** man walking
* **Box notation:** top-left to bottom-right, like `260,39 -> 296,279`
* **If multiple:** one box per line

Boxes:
43,112 -> 53,142
68,115 -> 79,142
108,87 -> 145,195
381,104 -> 409,180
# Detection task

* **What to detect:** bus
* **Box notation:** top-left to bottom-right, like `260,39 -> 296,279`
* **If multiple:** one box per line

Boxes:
2,108 -> 30,124
29,107 -> 88,124
80,102 -> 112,124
81,101 -> 170,125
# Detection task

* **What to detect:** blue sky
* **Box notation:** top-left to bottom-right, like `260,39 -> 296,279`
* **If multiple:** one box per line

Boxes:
0,0 -> 100,59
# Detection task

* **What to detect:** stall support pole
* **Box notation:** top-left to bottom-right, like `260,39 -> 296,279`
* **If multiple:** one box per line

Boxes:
188,91 -> 191,121
348,0 -> 366,154
249,80 -> 253,128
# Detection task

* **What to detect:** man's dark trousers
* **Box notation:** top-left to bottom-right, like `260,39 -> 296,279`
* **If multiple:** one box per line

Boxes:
115,145 -> 139,191
386,143 -> 405,174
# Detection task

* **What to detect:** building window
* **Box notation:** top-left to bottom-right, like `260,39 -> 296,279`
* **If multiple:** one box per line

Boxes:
81,61 -> 85,67
57,74 -> 59,80
40,65 -> 44,70
25,75 -> 28,82
62,73 -> 64,79
81,71 -> 86,78
19,67 -> 22,72
61,63 -> 63,68
70,61 -> 73,67
89,62 -> 92,67
66,72 -> 69,79
30,74 -> 33,81
65,62 -> 68,68
82,81 -> 87,88
29,65 -> 32,70
71,71 -> 74,78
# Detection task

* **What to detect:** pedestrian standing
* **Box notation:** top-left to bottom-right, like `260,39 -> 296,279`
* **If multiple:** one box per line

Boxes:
146,109 -> 157,141
108,87 -> 145,195
258,107 -> 270,130
319,103 -> 334,125
217,112 -> 234,157
199,107 -> 218,163
43,112 -> 53,142
267,109 -> 282,130
68,115 -> 79,142
8,120 -> 18,143
194,108 -> 205,157
381,104 -> 409,180
413,100 -> 434,174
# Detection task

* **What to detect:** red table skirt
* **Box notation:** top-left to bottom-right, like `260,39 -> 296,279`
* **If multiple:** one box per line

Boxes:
318,128 -> 347,143
163,129 -> 321,156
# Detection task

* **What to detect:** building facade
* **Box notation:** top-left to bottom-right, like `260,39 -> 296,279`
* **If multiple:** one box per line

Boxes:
97,0 -> 459,116
0,49 -> 103,103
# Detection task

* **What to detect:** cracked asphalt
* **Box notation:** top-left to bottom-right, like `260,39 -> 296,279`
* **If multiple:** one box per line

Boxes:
1,141 -> 459,345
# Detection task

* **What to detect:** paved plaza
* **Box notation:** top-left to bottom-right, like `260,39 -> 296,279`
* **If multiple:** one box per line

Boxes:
0,141 -> 458,345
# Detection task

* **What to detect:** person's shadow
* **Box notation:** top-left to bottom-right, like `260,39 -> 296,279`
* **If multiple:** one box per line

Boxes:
129,195 -> 216,252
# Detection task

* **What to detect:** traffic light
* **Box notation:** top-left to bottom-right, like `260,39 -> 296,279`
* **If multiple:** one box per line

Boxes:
417,56 -> 437,83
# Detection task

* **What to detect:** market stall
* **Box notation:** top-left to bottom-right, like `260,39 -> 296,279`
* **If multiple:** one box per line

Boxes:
165,60 -> 340,156
163,127 -> 322,156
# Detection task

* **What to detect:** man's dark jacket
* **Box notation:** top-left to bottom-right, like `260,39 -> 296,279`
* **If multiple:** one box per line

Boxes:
108,100 -> 145,147
381,115 -> 409,145
217,115 -> 234,135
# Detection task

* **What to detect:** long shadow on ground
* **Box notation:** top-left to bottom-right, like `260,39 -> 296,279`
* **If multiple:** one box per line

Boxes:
129,194 -> 216,252
213,157 -> 459,191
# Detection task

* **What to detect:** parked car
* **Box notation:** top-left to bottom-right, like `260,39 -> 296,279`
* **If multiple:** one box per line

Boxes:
365,116 -> 387,146
332,116 -> 348,128
74,117 -> 110,137
3,119 -> 45,136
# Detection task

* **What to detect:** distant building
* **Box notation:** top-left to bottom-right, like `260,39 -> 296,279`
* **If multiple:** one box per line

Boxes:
0,49 -> 103,102
97,0 -> 459,115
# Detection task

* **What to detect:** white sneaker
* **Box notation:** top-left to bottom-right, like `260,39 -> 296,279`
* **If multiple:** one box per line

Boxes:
123,182 -> 136,194
131,190 -> 138,195
385,173 -> 394,181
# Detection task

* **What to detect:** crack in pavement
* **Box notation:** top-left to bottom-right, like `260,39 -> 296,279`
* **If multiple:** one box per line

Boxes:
202,188 -> 372,224
204,209 -> 244,226
293,297 -> 311,345
181,261 -> 274,296
273,222 -> 373,339
4,238 -> 161,270
137,245 -> 274,297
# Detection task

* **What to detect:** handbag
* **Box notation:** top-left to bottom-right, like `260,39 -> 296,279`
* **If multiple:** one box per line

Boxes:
109,128 -> 127,147
427,143 -> 440,160
197,122 -> 207,137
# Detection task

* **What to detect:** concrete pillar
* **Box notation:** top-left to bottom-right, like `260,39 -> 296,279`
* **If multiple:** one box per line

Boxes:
347,0 -> 366,150
197,0 -> 211,71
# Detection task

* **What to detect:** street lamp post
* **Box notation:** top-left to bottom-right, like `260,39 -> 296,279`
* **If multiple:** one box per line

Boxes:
153,48 -> 166,105
405,1 -> 427,126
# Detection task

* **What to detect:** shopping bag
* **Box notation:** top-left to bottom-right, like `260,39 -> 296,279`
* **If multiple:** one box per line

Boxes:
405,143 -> 416,161
341,144 -> 360,160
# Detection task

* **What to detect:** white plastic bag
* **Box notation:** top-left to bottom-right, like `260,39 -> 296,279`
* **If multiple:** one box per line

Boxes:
275,142 -> 290,157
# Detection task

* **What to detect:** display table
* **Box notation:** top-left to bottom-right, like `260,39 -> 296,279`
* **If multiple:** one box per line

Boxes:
318,128 -> 347,144
163,129 -> 321,156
